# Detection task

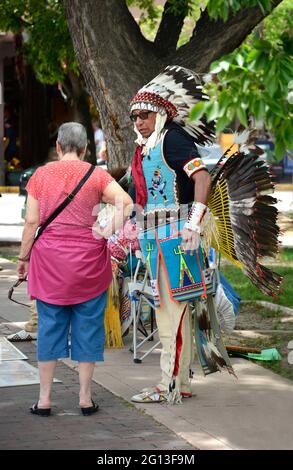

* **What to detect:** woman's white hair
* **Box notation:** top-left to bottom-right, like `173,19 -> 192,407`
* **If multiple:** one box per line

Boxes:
57,122 -> 87,156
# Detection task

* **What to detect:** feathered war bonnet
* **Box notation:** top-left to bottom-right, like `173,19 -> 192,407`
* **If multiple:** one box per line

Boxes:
130,65 -> 216,147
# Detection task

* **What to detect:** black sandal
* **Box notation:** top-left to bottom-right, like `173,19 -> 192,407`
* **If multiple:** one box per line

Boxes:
80,399 -> 99,416
30,403 -> 51,417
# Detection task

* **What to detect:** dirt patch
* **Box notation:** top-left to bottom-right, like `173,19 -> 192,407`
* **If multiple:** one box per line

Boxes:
234,303 -> 293,331
223,303 -> 293,381
0,243 -> 20,258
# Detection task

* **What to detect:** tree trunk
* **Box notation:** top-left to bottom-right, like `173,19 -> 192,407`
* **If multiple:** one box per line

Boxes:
63,0 -> 282,169
65,71 -> 96,165
63,0 -> 162,170
19,65 -> 49,169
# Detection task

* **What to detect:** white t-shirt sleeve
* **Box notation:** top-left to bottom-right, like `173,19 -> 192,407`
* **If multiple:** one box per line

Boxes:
94,129 -> 104,142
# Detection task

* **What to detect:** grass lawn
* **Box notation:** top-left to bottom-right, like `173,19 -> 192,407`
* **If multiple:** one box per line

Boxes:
220,248 -> 293,307
0,254 -> 18,263
221,248 -> 293,380
231,333 -> 293,382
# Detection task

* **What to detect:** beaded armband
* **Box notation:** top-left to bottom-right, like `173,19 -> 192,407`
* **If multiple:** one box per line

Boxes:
184,202 -> 207,233
183,158 -> 206,178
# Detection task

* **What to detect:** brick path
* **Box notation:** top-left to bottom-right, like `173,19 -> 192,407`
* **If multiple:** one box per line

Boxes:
0,319 -> 195,450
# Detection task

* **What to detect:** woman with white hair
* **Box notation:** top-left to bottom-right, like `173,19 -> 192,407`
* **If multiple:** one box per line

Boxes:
17,122 -> 133,416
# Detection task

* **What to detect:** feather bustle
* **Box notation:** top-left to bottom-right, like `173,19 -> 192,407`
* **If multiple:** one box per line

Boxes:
209,149 -> 282,297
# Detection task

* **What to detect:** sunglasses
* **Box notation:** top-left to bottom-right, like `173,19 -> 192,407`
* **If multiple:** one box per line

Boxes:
8,279 -> 31,308
129,111 -> 152,122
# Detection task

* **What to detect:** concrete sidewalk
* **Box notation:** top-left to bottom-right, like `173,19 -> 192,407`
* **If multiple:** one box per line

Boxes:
65,338 -> 293,451
1,258 -> 293,450
0,193 -> 25,243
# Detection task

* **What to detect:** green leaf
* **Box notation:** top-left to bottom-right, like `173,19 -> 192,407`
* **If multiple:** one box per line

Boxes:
219,60 -> 231,72
254,52 -> 269,71
210,61 -> 223,74
206,101 -> 219,121
236,53 -> 244,67
254,39 -> 272,51
242,78 -> 251,93
218,91 -> 231,110
216,115 -> 231,133
253,100 -> 266,121
266,77 -> 279,96
282,122 -> 293,149
265,112 -> 276,130
280,68 -> 293,84
281,34 -> 293,56
189,101 -> 206,122
247,49 -> 262,62
226,105 -> 237,121
236,107 -> 248,127
274,139 -> 286,159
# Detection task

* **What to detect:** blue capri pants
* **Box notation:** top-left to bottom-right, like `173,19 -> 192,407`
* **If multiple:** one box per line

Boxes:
36,291 -> 107,362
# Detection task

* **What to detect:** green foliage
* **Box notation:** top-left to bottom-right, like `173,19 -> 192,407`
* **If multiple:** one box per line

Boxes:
0,0 -> 77,84
127,0 -> 161,31
127,1 -> 163,40
191,0 -> 293,158
128,0 -> 275,25
127,1 -> 292,157
127,0 -> 195,19
206,0 -> 274,21
1,0 -> 291,157
163,0 -> 194,17
127,0 -> 205,43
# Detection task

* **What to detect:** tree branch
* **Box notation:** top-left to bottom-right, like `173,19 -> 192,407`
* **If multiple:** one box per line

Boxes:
63,0 -> 153,58
171,0 -> 283,71
154,0 -> 189,57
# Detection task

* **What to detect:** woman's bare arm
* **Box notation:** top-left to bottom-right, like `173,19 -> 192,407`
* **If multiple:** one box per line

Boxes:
17,194 -> 40,278
94,181 -> 134,238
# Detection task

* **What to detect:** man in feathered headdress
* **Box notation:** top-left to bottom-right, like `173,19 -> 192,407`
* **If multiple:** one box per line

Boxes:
129,66 -> 218,403
128,65 -> 281,404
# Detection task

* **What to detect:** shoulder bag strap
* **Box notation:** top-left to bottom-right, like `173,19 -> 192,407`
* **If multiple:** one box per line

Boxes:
34,164 -> 96,242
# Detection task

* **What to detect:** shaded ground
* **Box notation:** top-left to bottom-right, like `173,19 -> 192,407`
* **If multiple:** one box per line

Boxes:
223,303 -> 293,381
0,318 -> 195,451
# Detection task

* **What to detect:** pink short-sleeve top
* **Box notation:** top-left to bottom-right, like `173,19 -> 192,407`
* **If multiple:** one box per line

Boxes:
25,160 -> 114,305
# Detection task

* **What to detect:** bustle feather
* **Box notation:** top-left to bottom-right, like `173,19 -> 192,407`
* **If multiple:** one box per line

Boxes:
208,145 -> 282,297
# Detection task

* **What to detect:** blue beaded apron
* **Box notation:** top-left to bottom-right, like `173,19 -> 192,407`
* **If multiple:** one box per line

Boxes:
139,139 -> 215,306
139,220 -> 215,307
138,138 -> 235,378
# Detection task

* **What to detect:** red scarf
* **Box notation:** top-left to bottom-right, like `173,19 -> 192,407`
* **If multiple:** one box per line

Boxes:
131,145 -> 148,209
